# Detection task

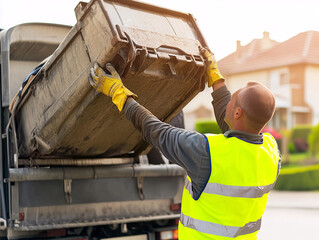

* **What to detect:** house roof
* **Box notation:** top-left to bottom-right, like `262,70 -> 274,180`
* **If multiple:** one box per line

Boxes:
218,31 -> 319,76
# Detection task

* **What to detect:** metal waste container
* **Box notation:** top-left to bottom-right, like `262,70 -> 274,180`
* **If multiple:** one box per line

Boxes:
14,0 -> 208,159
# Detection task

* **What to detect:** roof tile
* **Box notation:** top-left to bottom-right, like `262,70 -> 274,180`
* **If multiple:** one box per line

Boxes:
218,31 -> 319,76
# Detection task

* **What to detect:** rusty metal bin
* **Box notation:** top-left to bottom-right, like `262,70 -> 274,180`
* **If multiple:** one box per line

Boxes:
14,0 -> 207,159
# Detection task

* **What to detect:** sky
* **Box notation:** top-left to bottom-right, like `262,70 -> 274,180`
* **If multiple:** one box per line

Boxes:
1,0 -> 319,60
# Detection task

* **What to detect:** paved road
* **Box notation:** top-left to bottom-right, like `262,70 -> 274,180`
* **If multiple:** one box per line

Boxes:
258,191 -> 319,240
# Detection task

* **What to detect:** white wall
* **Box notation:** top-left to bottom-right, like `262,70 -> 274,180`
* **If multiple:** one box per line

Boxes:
226,70 -> 269,93
305,65 -> 319,125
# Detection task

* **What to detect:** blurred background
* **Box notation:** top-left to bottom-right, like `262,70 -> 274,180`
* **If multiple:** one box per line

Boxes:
1,0 -> 319,239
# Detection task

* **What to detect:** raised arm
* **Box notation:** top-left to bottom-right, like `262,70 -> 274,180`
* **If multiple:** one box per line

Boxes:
201,49 -> 231,133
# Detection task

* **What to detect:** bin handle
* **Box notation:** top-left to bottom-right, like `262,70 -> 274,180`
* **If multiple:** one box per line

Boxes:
121,32 -> 137,78
156,45 -> 187,55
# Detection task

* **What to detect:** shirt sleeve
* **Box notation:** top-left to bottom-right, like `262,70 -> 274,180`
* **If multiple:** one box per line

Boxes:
211,85 -> 232,133
124,98 -> 210,198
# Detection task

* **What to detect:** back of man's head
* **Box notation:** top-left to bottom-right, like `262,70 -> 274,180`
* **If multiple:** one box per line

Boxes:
236,82 -> 276,132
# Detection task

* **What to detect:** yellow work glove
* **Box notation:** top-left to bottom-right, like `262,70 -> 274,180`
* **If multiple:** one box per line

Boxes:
89,62 -> 137,112
201,48 -> 224,87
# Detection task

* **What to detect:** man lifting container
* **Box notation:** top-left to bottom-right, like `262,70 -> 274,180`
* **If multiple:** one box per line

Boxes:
89,48 -> 281,239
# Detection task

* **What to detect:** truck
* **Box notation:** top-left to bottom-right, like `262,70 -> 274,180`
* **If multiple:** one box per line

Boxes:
0,0 -> 207,239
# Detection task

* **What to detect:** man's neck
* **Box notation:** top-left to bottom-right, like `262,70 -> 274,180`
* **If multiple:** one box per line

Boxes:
232,122 -> 260,135
224,130 -> 263,144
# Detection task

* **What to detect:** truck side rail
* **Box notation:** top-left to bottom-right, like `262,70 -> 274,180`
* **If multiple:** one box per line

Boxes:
9,164 -> 185,182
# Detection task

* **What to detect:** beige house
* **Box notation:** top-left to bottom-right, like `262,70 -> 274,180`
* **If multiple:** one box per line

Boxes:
183,88 -> 214,130
218,31 -> 319,130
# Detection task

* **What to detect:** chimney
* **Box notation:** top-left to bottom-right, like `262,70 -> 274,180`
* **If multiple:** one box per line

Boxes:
236,40 -> 241,51
236,40 -> 242,61
261,31 -> 274,51
263,31 -> 270,39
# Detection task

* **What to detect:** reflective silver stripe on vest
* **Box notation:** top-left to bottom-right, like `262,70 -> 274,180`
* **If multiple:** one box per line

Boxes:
185,178 -> 275,198
185,177 -> 193,196
180,212 -> 261,237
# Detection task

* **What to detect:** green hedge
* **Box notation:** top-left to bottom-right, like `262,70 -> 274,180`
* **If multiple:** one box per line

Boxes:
195,119 -> 221,134
289,125 -> 312,153
291,125 -> 312,141
274,164 -> 319,191
309,123 -> 319,157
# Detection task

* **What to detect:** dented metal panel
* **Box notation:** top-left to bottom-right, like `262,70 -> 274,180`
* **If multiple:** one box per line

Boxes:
14,0 -> 207,159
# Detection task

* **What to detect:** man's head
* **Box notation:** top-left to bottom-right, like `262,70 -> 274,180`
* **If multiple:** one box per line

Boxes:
225,82 -> 276,134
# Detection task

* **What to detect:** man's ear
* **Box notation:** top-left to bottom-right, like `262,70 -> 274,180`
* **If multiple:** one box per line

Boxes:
234,107 -> 243,119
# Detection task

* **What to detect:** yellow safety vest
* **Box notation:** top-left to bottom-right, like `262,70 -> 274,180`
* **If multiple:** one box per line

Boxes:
179,133 -> 280,240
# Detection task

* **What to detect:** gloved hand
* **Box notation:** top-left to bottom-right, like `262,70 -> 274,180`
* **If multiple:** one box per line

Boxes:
89,62 -> 137,112
201,48 -> 224,87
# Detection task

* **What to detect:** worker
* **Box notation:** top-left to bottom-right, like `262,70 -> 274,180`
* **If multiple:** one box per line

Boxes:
88,48 -> 281,240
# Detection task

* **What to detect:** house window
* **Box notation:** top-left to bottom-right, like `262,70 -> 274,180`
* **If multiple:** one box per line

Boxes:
269,71 -> 289,90
280,73 -> 289,85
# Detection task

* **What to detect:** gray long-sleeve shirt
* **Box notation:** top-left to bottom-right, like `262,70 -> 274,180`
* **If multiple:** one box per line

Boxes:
124,85 -> 264,199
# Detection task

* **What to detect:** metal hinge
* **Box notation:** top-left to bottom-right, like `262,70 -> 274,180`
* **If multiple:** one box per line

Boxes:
64,179 -> 72,204
137,177 -> 145,200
